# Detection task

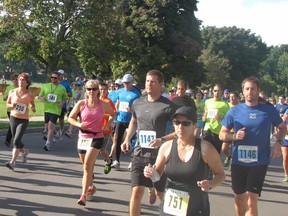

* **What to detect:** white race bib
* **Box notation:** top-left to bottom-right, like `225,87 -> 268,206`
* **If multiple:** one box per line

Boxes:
138,130 -> 156,148
47,94 -> 57,103
118,101 -> 129,112
207,108 -> 218,118
14,103 -> 27,114
163,188 -> 190,216
77,138 -> 93,150
238,145 -> 258,163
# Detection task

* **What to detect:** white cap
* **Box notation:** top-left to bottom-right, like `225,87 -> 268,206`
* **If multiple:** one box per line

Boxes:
58,69 -> 64,75
115,79 -> 123,85
122,74 -> 133,83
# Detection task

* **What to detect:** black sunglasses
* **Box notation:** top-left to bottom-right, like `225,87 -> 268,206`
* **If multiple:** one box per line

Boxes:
173,120 -> 193,127
213,90 -> 221,92
86,87 -> 97,91
51,77 -> 58,79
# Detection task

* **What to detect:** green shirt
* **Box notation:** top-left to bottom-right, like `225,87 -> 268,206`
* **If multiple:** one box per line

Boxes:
39,83 -> 68,115
204,98 -> 230,134
3,85 -> 15,112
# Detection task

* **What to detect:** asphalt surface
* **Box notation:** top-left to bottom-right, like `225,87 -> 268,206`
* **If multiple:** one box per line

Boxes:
0,130 -> 287,216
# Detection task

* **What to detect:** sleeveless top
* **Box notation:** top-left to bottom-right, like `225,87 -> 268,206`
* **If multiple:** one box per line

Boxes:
160,138 -> 210,216
10,90 -> 32,120
78,100 -> 104,139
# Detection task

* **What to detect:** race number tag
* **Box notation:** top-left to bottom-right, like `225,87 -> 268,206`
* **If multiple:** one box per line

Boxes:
118,102 -> 129,112
285,134 -> 288,141
238,145 -> 258,163
138,130 -> 156,148
207,109 -> 218,118
47,94 -> 57,102
77,138 -> 93,150
14,103 -> 27,114
163,188 -> 190,216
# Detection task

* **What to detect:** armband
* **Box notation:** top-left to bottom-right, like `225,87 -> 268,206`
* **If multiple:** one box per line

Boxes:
232,133 -> 237,140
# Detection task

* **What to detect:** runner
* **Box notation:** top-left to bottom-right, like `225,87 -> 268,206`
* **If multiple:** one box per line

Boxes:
5,73 -> 36,171
112,74 -> 141,169
143,106 -> 225,216
121,69 -> 177,216
3,73 -> 19,147
68,80 -> 115,206
219,76 -> 286,216
38,71 -> 68,151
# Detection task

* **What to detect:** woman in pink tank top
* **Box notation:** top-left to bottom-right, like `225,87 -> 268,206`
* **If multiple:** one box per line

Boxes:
68,79 -> 115,206
5,72 -> 36,171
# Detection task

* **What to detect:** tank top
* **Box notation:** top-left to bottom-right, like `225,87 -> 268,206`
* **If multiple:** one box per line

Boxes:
160,138 -> 210,216
10,90 -> 32,120
79,99 -> 104,139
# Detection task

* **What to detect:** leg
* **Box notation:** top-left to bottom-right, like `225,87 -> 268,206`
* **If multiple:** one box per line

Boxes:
130,186 -> 145,216
82,147 -> 100,195
47,121 -> 56,142
246,191 -> 259,216
109,133 -> 117,157
234,193 -> 248,216
281,146 -> 288,178
222,142 -> 231,158
5,111 -> 13,145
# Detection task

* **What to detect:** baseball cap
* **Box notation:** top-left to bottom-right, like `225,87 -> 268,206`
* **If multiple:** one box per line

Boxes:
58,69 -> 64,75
122,74 -> 133,83
76,80 -> 83,86
115,79 -> 123,85
224,89 -> 229,93
172,106 -> 197,123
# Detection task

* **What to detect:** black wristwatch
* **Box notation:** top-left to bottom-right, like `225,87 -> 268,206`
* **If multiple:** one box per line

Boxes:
161,137 -> 167,144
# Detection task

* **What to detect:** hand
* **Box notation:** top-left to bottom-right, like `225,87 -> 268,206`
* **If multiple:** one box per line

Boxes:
31,106 -> 36,113
143,165 -> 153,178
235,127 -> 246,140
121,140 -> 130,153
148,138 -> 162,149
271,141 -> 282,159
197,180 -> 211,192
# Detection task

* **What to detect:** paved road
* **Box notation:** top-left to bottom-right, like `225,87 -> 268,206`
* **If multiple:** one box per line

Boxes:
0,132 -> 287,216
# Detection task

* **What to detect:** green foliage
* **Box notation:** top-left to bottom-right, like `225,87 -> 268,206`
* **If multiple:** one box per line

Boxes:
201,26 -> 269,88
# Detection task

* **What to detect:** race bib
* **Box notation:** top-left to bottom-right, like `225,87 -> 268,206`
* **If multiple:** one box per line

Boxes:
138,130 -> 156,148
47,94 -> 57,103
285,134 -> 288,141
14,103 -> 27,114
163,188 -> 190,216
207,109 -> 218,118
118,101 -> 129,112
238,145 -> 258,163
77,138 -> 93,150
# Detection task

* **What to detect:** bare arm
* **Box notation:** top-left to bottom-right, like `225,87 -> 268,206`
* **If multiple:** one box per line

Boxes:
198,140 -> 225,192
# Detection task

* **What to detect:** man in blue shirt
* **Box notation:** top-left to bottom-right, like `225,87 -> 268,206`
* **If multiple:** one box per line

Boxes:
111,74 -> 141,169
219,76 -> 286,216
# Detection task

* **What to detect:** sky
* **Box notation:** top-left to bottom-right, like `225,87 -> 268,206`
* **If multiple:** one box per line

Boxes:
195,0 -> 288,46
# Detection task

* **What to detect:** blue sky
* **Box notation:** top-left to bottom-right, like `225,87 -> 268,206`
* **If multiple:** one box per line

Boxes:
196,0 -> 288,46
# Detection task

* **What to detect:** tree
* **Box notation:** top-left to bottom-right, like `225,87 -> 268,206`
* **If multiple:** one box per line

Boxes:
201,26 -> 268,88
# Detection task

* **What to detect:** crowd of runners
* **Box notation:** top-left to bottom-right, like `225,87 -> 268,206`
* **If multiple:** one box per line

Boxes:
2,69 -> 288,216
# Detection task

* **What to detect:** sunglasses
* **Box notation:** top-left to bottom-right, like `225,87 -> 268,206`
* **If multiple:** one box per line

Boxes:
51,77 -> 58,79
213,90 -> 221,92
173,120 -> 193,127
86,87 -> 97,91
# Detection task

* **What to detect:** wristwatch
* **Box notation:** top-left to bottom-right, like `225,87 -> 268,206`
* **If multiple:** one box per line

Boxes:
160,137 -> 167,144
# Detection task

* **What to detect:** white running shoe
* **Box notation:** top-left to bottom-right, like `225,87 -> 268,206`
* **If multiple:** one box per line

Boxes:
111,160 -> 120,170
20,149 -> 29,163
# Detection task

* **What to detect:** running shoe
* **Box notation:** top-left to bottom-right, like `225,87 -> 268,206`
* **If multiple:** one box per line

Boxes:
128,162 -> 132,170
223,157 -> 231,167
77,194 -> 87,206
43,144 -> 50,151
4,140 -> 10,147
104,159 -> 113,174
283,176 -> 288,182
5,161 -> 15,171
42,129 -> 47,134
148,188 -> 156,205
111,160 -> 120,170
64,131 -> 72,138
20,149 -> 29,163
87,185 -> 97,201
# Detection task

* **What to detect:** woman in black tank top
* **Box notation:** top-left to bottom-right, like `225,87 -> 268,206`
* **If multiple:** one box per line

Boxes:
144,106 -> 225,216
